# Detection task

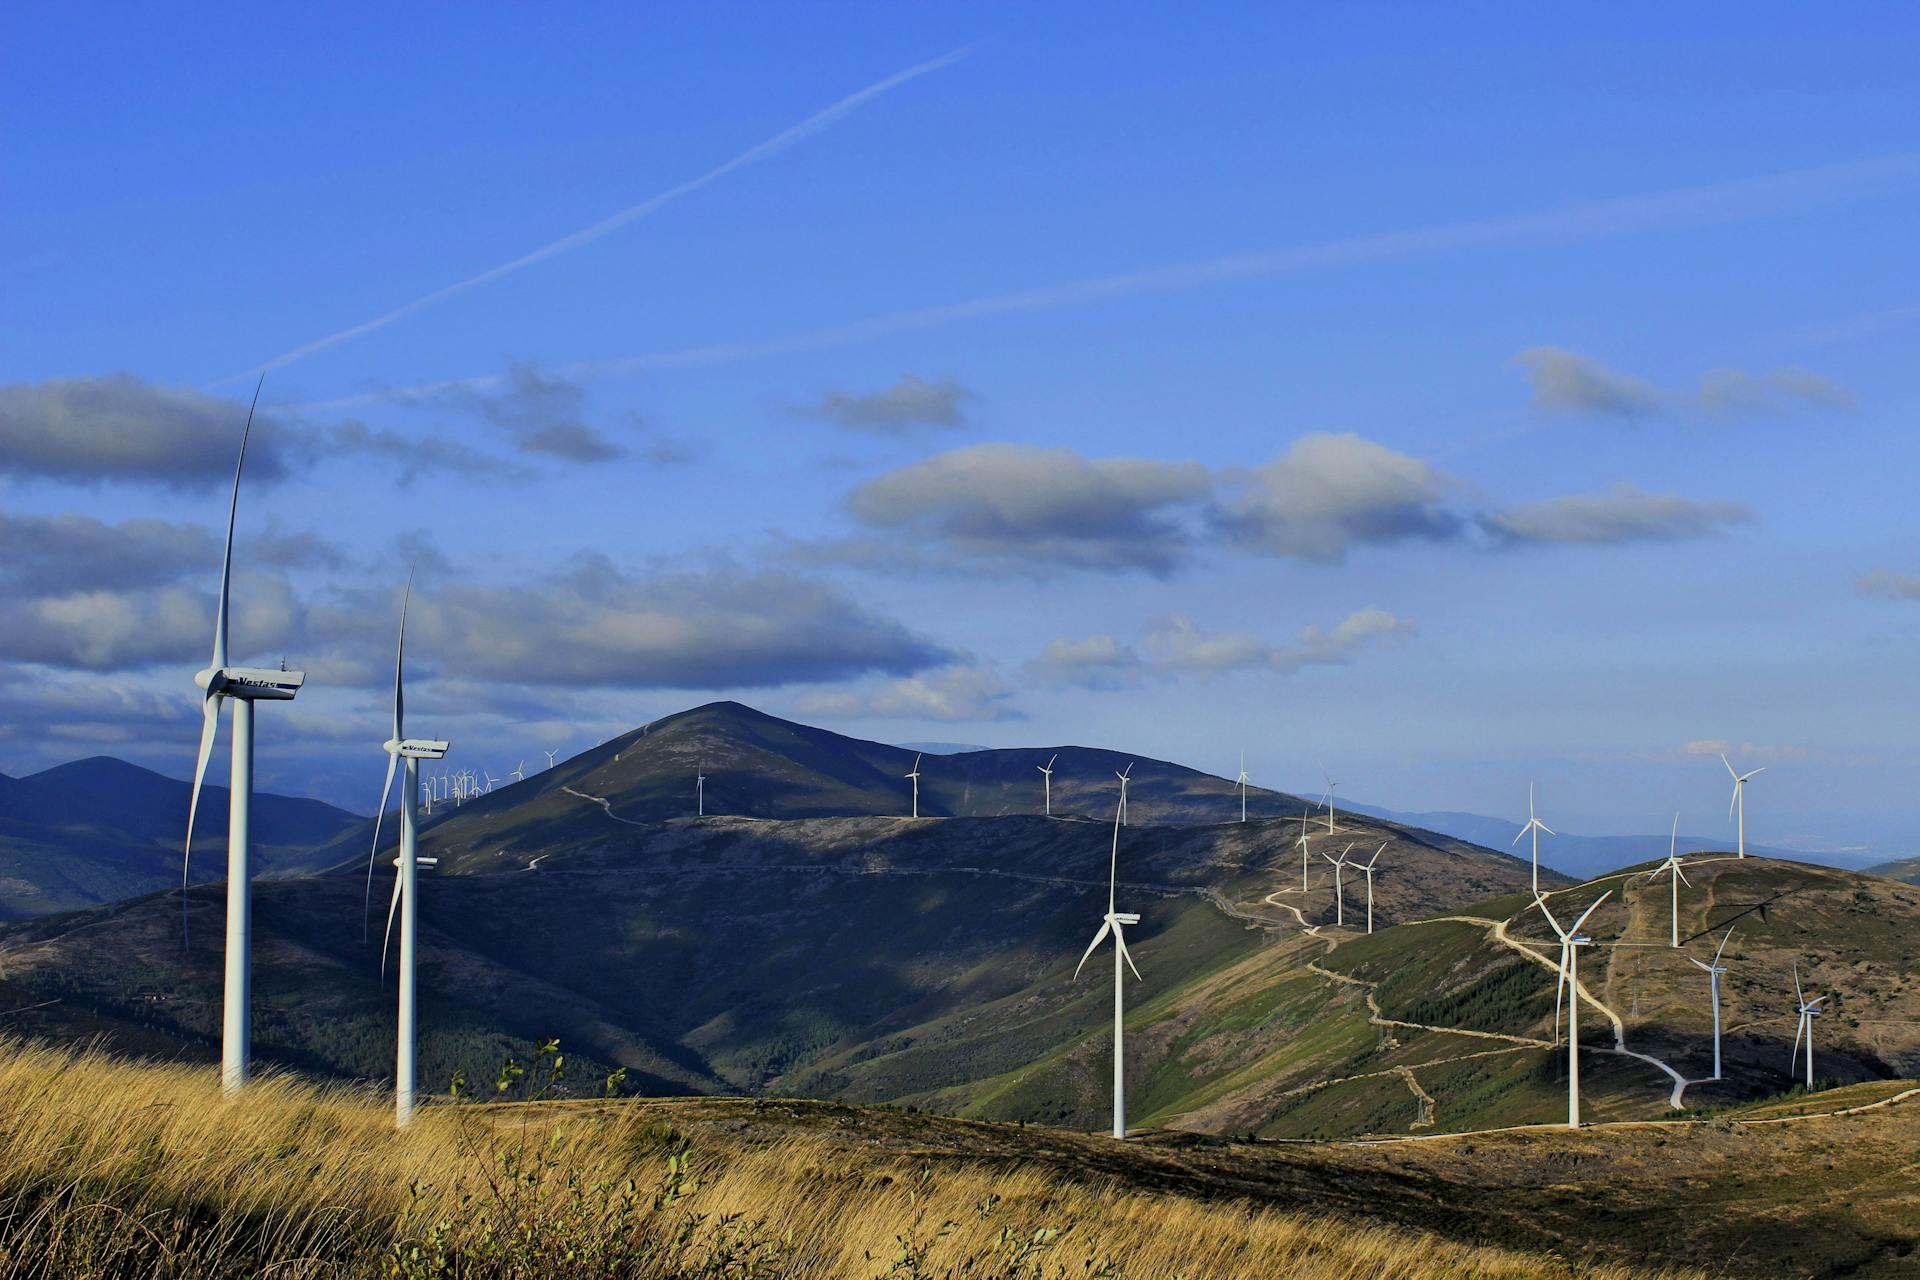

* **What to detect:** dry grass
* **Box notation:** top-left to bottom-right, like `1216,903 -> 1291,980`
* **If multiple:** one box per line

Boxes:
0,1039 -> 1694,1279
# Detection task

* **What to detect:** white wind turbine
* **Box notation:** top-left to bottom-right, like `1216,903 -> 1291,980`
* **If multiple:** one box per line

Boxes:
543,749 -> 558,770
1355,842 -> 1385,934
363,577 -> 448,1128
1295,809 -> 1313,891
1038,753 -> 1057,817
1790,960 -> 1827,1089
510,760 -> 525,782
181,384 -> 306,1096
1512,782 -> 1555,896
1322,845 -> 1352,927
483,771 -> 498,794
696,762 -> 706,817
1235,750 -> 1250,823
1688,926 -> 1735,1081
1723,754 -> 1765,859
1318,761 -> 1339,834
1535,890 -> 1612,1129
1115,762 -> 1134,827
1642,813 -> 1690,948
905,752 -> 922,818
1073,799 -> 1142,1139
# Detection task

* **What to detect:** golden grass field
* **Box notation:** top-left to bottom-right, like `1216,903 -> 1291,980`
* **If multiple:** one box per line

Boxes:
0,1039 -> 1698,1279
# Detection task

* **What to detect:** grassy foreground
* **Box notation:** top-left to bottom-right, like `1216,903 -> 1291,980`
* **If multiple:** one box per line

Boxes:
0,1040 -> 1692,1280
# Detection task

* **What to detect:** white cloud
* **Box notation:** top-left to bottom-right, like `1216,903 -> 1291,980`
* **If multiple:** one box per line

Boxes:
1029,608 -> 1414,687
1858,570 -> 1920,601
792,664 -> 1021,723
803,375 -> 975,433
1482,484 -> 1752,545
1213,434 -> 1459,563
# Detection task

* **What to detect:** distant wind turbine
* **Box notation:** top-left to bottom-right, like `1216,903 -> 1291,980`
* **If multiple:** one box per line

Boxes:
1235,750 -> 1250,823
1038,753 -> 1057,817
696,762 -> 706,817
180,382 -> 306,1096
1318,761 -> 1339,834
1115,762 -> 1134,827
363,576 -> 448,1129
905,753 -> 922,818
1511,782 -> 1555,895
1688,926 -> 1735,1081
1322,845 -> 1352,927
1355,843 -> 1385,934
544,749 -> 558,770
1535,890 -> 1612,1129
1073,799 -> 1142,1139
1642,813 -> 1690,948
483,771 -> 498,794
1790,960 -> 1827,1089
510,760 -> 525,782
1723,754 -> 1766,859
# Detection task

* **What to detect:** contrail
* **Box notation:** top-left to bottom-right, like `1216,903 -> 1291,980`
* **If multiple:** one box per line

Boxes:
295,151 -> 1920,412
218,46 -> 973,385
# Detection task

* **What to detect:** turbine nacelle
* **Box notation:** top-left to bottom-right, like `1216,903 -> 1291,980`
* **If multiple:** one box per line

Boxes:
196,665 -> 306,700
384,737 -> 450,760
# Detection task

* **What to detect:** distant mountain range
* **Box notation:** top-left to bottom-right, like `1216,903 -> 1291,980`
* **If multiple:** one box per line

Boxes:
0,756 -> 363,919
1865,856 -> 1920,885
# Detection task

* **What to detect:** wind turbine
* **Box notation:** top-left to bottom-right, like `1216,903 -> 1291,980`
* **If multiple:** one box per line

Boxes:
1535,890 -> 1612,1129
180,383 -> 306,1095
510,760 -> 525,782
1235,750 -> 1250,823
904,752 -> 922,818
1355,843 -> 1385,933
1723,754 -> 1765,859
363,577 -> 448,1129
1790,960 -> 1827,1089
1038,753 -> 1057,817
1322,845 -> 1352,927
483,771 -> 497,794
543,749 -> 558,770
1318,761 -> 1338,834
696,762 -> 706,817
1688,926 -> 1735,1081
1073,800 -> 1142,1139
1295,809 -> 1312,891
1115,762 -> 1133,827
1511,782 -> 1555,895
1642,813 -> 1690,948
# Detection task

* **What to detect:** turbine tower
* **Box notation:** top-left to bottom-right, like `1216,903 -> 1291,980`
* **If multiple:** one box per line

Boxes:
1723,754 -> 1765,859
1535,890 -> 1611,1129
1355,842 -> 1385,933
1511,782 -> 1555,895
364,577 -> 448,1129
1295,809 -> 1312,892
696,762 -> 706,817
181,384 -> 305,1096
1115,762 -> 1133,827
1038,753 -> 1057,817
1073,800 -> 1142,1139
1688,926 -> 1735,1081
905,753 -> 922,818
1642,813 -> 1690,948
1322,845 -> 1352,927
1790,960 -> 1827,1089
1235,750 -> 1250,823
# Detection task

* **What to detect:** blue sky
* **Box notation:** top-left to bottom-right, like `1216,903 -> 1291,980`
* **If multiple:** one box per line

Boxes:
4,3 -> 1919,855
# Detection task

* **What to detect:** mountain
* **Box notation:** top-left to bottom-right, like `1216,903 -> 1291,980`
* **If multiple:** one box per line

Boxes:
383,700 -> 1321,871
0,704 -> 1551,1119
1866,856 -> 1920,885
0,756 -> 364,919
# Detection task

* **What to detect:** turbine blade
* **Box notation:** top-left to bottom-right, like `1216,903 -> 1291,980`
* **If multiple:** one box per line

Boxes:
211,379 -> 263,672
1713,926 -> 1735,967
1791,1015 -> 1806,1070
1511,827 -> 1525,847
392,571 -> 412,741
1568,890 -> 1612,937
1073,920 -> 1113,980
1675,863 -> 1691,887
364,753 -> 399,943
1533,893 -> 1567,940
1793,961 -> 1804,1005
1747,767 -> 1767,780
1722,753 -> 1737,780
180,692 -> 222,946
381,870 -> 405,980
1113,923 -> 1142,981
1553,948 -> 1568,1038
1539,821 -> 1555,836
